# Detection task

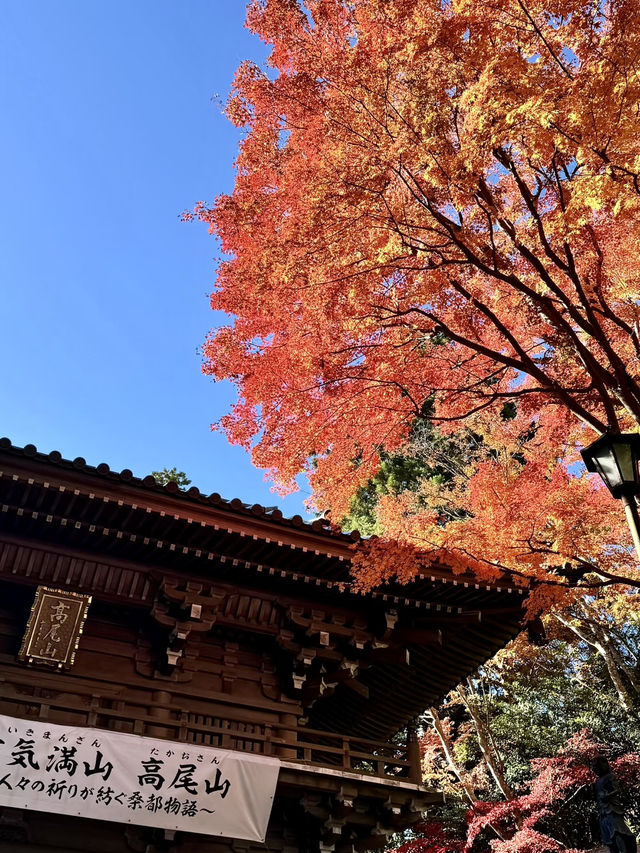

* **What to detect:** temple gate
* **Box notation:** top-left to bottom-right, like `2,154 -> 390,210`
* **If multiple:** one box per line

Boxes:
0,439 -> 524,852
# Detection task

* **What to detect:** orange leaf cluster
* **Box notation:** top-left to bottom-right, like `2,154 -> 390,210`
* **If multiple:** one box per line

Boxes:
192,0 -> 640,595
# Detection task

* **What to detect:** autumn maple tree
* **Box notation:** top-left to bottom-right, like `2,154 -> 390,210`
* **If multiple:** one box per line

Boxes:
394,610 -> 640,853
191,0 -> 640,594
464,732 -> 640,853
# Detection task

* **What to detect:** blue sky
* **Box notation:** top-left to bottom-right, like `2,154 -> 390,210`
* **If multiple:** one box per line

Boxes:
0,2 -> 311,515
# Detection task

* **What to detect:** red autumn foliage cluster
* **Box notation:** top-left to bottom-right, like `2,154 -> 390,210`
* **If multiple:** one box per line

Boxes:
396,732 -> 640,853
394,821 -> 465,853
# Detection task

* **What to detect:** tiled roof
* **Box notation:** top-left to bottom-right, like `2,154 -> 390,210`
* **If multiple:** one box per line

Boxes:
0,437 -> 360,543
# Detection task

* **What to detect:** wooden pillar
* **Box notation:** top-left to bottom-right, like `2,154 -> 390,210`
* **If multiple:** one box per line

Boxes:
147,689 -> 174,739
276,712 -> 298,760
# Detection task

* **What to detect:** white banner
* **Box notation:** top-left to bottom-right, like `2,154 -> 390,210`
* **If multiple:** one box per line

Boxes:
0,713 -> 280,840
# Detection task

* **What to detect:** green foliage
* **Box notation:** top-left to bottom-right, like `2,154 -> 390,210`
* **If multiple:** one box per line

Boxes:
483,658 -> 638,790
341,419 -> 479,535
342,449 -> 435,535
490,639 -> 640,782
150,467 -> 192,489
452,735 -> 481,769
500,402 -> 517,421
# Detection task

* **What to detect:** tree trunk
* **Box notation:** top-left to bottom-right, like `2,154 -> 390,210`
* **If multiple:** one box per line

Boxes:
428,706 -> 477,805
554,612 -> 638,714
457,683 -> 516,801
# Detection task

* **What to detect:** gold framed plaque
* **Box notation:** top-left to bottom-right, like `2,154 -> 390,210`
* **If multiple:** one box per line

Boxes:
19,586 -> 92,669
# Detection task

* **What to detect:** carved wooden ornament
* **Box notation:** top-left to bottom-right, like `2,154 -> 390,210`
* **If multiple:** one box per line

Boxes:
19,586 -> 91,669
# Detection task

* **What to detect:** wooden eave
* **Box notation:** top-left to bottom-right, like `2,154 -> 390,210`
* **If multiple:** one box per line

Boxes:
0,439 -> 526,740
0,440 -> 525,599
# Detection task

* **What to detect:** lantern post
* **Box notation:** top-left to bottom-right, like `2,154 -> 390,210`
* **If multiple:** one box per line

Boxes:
581,433 -> 640,561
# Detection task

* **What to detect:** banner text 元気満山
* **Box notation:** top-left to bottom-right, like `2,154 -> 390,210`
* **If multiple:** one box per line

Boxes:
0,713 -> 280,840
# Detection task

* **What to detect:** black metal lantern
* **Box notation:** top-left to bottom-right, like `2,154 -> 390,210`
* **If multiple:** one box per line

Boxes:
581,433 -> 640,499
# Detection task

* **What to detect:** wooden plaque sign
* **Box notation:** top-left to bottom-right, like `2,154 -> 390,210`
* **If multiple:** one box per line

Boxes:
19,586 -> 91,669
